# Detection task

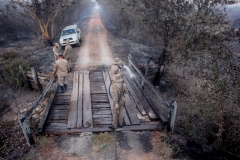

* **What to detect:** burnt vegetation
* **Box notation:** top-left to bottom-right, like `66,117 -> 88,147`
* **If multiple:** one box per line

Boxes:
99,0 -> 240,158
0,0 -> 91,159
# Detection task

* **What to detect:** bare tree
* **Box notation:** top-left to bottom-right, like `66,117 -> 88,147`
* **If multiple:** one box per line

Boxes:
9,0 -> 74,46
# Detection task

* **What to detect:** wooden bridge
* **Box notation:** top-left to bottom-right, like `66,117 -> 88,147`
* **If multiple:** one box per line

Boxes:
36,57 -> 176,134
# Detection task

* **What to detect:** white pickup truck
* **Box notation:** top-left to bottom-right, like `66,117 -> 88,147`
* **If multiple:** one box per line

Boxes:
59,25 -> 82,48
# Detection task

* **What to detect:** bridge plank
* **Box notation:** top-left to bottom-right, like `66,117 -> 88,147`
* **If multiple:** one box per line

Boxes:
52,95 -> 70,105
53,95 -> 71,101
51,105 -> 69,110
124,77 -> 147,116
48,114 -> 68,120
130,79 -> 168,125
67,71 -> 79,129
90,82 -> 105,86
83,71 -> 93,128
93,118 -> 112,125
145,97 -> 168,125
90,71 -> 103,76
50,110 -> 68,116
92,103 -> 110,109
77,73 -> 83,128
90,89 -> 107,94
89,72 -> 104,82
90,78 -> 104,82
91,94 -> 109,103
133,77 -> 168,125
92,109 -> 112,115
45,122 -> 67,129
124,94 -> 140,125
92,114 -> 112,118
102,71 -> 113,112
123,108 -> 131,126
91,86 -> 106,91
46,119 -> 67,124
56,89 -> 72,96
52,101 -> 70,105
127,77 -> 158,120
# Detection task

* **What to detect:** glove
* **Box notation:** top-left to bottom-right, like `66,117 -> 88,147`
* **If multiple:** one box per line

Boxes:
115,103 -> 119,109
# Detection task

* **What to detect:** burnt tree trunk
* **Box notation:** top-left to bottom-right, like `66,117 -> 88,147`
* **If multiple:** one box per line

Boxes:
153,43 -> 167,86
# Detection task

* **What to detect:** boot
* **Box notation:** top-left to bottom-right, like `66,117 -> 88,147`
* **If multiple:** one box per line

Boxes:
109,125 -> 116,130
64,84 -> 67,91
60,86 -> 65,93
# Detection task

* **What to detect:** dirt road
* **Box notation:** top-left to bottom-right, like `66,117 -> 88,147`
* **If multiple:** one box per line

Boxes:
75,10 -> 113,70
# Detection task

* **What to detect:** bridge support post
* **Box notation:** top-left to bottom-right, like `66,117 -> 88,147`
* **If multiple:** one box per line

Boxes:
31,67 -> 42,92
168,101 -> 177,132
19,65 -> 33,90
18,114 -> 35,146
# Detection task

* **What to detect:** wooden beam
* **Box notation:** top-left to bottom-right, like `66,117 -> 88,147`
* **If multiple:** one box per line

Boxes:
92,109 -> 112,115
43,123 -> 162,134
31,67 -> 42,92
123,108 -> 131,126
19,65 -> 32,90
128,56 -> 170,106
124,94 -> 140,125
53,95 -> 71,105
102,71 -> 113,111
93,118 -> 112,125
77,73 -> 83,128
124,77 -> 147,116
49,110 -> 68,116
92,114 -> 112,118
127,77 -> 158,120
133,78 -> 168,124
92,103 -> 111,109
67,71 -> 79,129
91,94 -> 109,103
38,83 -> 58,133
83,71 -> 93,128
145,98 -> 168,125
51,105 -> 69,110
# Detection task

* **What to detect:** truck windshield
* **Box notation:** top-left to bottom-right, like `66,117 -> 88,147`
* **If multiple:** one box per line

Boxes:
61,29 -> 76,36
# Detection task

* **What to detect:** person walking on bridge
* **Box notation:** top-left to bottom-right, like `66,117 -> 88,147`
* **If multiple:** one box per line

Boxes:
63,40 -> 72,72
110,58 -> 123,81
53,43 -> 62,61
109,74 -> 128,129
53,52 -> 70,93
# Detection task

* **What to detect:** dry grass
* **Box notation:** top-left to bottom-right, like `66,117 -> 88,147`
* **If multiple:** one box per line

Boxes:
23,135 -> 64,160
92,132 -> 114,144
151,132 -> 173,159
91,132 -> 115,159
92,132 -> 114,153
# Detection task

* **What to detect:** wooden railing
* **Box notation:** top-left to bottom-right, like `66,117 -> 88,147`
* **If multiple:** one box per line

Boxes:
19,65 -> 52,91
18,75 -> 56,146
128,54 -> 177,132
